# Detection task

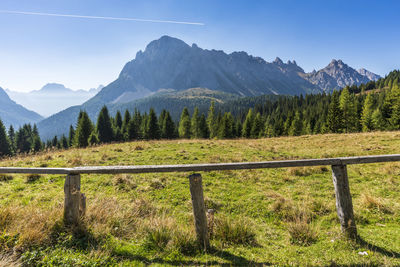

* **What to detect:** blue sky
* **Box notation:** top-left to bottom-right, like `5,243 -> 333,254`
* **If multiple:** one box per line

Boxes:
0,0 -> 399,92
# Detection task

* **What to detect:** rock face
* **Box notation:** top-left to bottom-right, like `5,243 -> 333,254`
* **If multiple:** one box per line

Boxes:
0,87 -> 43,128
301,59 -> 377,91
86,36 -> 319,107
357,68 -> 381,81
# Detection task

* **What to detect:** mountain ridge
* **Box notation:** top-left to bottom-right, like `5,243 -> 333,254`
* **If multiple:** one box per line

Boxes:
0,86 -> 43,128
36,35 -> 381,139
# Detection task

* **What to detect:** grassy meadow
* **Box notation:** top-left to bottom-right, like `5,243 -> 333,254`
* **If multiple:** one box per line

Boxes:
0,132 -> 400,266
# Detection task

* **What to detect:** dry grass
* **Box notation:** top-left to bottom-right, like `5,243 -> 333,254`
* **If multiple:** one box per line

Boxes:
362,194 -> 393,214
287,166 -> 329,177
0,254 -> 20,267
85,197 -> 156,239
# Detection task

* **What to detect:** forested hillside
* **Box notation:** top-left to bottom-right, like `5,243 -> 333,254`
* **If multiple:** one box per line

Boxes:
1,70 -> 399,158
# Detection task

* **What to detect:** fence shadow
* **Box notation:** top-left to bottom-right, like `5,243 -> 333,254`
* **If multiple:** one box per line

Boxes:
357,236 -> 400,259
112,247 -> 272,266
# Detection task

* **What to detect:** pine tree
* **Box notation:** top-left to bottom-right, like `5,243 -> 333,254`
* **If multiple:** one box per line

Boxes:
191,107 -> 201,138
8,125 -> 15,154
327,92 -> 343,133
199,114 -> 209,138
68,125 -> 75,147
16,125 -> 32,153
161,111 -> 175,139
31,135 -> 42,152
74,111 -> 93,148
242,108 -> 254,138
97,106 -> 114,143
207,101 -> 217,138
339,88 -> 357,132
218,112 -> 234,139
115,111 -> 123,129
361,93 -> 374,132
0,119 -> 11,157
122,110 -> 131,139
127,119 -> 139,140
178,107 -> 191,138
289,111 -> 303,136
60,135 -> 69,149
250,112 -> 263,138
145,108 -> 160,139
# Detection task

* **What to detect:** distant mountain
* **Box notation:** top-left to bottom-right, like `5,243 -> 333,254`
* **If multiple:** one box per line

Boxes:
0,86 -> 43,128
301,59 -> 379,91
6,83 -> 101,117
37,35 -> 381,139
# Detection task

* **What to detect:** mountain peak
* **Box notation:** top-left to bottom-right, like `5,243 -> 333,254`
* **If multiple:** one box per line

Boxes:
273,57 -> 283,64
145,35 -> 189,51
39,83 -> 70,93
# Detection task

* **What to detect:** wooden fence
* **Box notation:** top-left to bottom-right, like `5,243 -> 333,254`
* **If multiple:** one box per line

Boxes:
1,154 -> 400,250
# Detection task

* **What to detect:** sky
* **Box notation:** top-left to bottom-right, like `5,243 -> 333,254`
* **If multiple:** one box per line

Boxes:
0,0 -> 399,92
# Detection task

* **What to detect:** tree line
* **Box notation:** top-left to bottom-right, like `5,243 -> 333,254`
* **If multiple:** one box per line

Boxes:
0,70 -> 399,158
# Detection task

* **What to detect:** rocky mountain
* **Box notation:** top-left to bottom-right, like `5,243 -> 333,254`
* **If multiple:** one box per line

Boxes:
6,83 -> 102,117
37,36 -> 381,139
357,68 -> 381,81
301,59 -> 378,91
0,86 -> 43,128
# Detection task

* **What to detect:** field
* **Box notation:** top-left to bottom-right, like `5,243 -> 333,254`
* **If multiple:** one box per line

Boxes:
0,132 -> 400,266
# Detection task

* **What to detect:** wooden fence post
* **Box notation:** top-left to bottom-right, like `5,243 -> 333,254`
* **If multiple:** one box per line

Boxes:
188,173 -> 210,251
64,174 -> 86,225
331,164 -> 357,240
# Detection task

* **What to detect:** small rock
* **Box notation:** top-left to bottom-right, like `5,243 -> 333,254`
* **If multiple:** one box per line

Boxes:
358,251 -> 368,256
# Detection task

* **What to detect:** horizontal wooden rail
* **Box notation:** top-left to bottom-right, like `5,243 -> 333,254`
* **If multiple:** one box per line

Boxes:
1,154 -> 400,175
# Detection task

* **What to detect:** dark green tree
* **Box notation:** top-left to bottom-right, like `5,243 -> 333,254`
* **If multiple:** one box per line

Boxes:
0,119 -> 11,157
178,107 -> 191,138
326,92 -> 343,133
74,111 -> 94,148
191,107 -> 201,138
161,111 -> 175,139
97,106 -> 114,143
145,108 -> 160,139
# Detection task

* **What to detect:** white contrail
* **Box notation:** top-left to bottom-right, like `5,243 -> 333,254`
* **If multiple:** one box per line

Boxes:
0,10 -> 205,26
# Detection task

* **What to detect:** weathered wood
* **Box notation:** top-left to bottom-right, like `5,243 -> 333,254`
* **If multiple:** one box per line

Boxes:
188,173 -> 210,251
0,167 -> 71,175
331,164 -> 357,239
64,174 -> 84,225
1,154 -> 400,175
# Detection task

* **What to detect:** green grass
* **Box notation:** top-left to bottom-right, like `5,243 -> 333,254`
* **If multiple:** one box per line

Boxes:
0,131 -> 400,266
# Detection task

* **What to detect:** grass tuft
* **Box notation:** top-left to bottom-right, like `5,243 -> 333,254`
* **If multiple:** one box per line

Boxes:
113,174 -> 137,191
214,216 -> 257,246
0,174 -> 13,182
287,217 -> 319,246
26,174 -> 41,183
